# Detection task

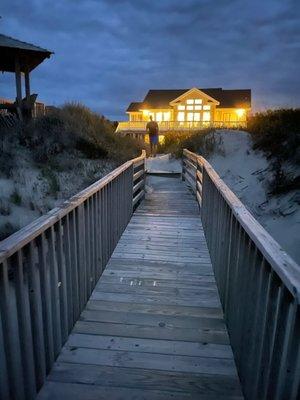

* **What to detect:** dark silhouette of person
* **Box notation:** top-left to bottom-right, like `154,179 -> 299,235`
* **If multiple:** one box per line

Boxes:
146,115 -> 159,156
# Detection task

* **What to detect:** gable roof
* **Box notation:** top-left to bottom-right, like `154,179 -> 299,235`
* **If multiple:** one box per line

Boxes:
128,88 -> 251,110
169,88 -> 220,106
0,34 -> 53,72
126,102 -> 144,112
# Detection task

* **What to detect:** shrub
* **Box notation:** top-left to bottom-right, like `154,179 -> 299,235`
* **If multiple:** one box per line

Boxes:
247,109 -> 300,164
158,129 -> 216,158
0,200 -> 11,216
41,167 -> 60,196
20,102 -> 145,164
0,222 -> 17,241
10,189 -> 22,206
247,109 -> 300,193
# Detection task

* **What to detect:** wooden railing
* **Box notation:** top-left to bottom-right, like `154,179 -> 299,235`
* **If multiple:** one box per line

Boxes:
182,149 -> 300,400
116,120 -> 247,132
0,150 -> 146,400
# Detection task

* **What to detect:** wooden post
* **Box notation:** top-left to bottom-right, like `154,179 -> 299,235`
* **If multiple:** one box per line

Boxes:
15,55 -> 23,120
15,56 -> 22,105
24,65 -> 33,118
24,67 -> 30,103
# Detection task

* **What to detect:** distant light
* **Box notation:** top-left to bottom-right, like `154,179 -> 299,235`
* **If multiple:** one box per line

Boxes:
236,108 -> 245,118
141,109 -> 149,116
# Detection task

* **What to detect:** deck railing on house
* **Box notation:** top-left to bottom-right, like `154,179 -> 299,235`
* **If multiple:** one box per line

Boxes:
182,148 -> 300,400
116,120 -> 247,133
0,151 -> 146,400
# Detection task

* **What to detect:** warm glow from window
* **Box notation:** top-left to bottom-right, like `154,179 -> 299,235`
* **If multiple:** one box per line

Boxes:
142,109 -> 149,117
178,105 -> 185,110
186,99 -> 194,104
203,111 -> 211,121
187,105 -> 193,110
194,113 -> 200,121
236,108 -> 245,118
203,105 -> 211,110
195,105 -> 202,110
156,112 -> 162,122
163,112 -> 170,121
177,111 -> 185,121
195,99 -> 202,104
187,112 -> 194,121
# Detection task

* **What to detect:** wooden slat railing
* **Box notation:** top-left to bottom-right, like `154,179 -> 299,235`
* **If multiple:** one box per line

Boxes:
182,148 -> 300,400
116,120 -> 248,132
0,150 -> 146,400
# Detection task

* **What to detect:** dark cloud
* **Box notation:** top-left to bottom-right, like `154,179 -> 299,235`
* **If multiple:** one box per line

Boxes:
1,0 -> 299,119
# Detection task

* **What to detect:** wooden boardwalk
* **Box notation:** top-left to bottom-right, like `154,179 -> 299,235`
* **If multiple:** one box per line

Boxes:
37,175 -> 243,399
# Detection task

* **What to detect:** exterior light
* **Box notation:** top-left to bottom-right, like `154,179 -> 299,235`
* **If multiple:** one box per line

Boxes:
141,109 -> 149,117
236,109 -> 245,118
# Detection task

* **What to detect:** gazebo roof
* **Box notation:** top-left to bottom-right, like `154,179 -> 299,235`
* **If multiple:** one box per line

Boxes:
0,33 -> 53,73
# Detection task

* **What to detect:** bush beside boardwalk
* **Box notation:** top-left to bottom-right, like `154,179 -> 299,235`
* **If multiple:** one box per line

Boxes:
0,103 -> 145,240
247,109 -> 300,194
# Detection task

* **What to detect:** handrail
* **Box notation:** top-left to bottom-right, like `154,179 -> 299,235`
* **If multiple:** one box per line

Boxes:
116,120 -> 247,132
0,150 -> 146,399
200,156 -> 300,302
182,148 -> 300,400
182,148 -> 300,301
0,150 -> 146,262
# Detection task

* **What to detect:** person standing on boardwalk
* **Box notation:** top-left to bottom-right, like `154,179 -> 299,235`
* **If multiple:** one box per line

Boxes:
146,115 -> 159,156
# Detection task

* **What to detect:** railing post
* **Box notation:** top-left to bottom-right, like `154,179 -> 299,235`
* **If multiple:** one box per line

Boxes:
182,152 -> 186,181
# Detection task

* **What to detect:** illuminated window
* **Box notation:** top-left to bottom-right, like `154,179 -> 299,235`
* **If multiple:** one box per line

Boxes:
163,112 -> 170,121
195,105 -> 202,110
186,105 -> 193,110
236,109 -> 245,118
177,112 -> 185,122
194,113 -> 200,121
186,99 -> 194,104
187,112 -> 194,121
203,105 -> 211,110
203,111 -> 211,121
178,105 -> 185,110
156,112 -> 162,122
195,99 -> 202,104
149,112 -> 155,120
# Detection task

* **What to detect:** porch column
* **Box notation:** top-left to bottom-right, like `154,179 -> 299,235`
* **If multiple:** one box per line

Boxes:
15,55 -> 22,106
24,65 -> 31,104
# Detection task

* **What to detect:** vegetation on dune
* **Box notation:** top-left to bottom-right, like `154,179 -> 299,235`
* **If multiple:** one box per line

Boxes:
158,129 -> 216,158
247,109 -> 300,194
247,109 -> 300,164
0,103 -> 146,240
20,102 -> 145,164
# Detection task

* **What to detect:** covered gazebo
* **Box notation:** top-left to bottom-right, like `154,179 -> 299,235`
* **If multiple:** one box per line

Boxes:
0,33 -> 53,119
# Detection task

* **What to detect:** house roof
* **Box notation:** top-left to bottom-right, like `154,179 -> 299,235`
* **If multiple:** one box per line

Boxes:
128,88 -> 251,110
126,102 -> 144,112
0,34 -> 53,73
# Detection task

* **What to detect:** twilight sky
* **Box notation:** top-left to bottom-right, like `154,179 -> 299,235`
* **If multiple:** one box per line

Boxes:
1,0 -> 299,120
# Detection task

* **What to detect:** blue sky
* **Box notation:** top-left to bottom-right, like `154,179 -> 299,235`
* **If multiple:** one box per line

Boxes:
0,0 -> 299,120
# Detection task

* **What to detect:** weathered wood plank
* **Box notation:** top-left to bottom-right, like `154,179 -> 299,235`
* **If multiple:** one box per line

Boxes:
66,333 -> 231,357
46,363 -> 243,397
57,347 -> 237,376
73,320 -> 229,344
86,299 -> 223,318
38,381 -> 243,400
